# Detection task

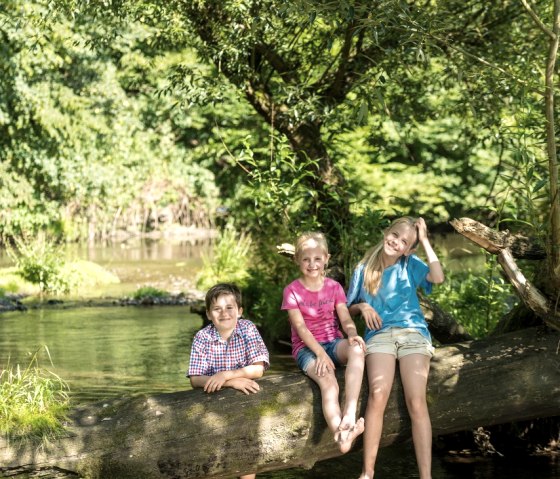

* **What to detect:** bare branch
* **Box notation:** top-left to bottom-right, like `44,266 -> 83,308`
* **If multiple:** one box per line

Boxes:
498,248 -> 560,331
450,218 -> 546,259
520,0 -> 556,40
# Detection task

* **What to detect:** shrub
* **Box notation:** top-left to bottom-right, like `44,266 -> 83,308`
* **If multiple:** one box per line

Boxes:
0,347 -> 70,440
7,237 -> 69,296
431,257 -> 516,338
61,260 -> 120,292
131,286 -> 170,300
195,226 -> 253,290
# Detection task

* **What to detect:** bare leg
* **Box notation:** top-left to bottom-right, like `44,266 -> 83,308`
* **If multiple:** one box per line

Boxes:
400,354 -> 432,479
335,340 -> 366,431
307,360 -> 364,453
239,474 -> 255,479
358,353 -> 396,479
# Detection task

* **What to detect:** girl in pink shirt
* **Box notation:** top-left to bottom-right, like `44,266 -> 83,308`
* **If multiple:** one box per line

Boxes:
282,232 -> 366,453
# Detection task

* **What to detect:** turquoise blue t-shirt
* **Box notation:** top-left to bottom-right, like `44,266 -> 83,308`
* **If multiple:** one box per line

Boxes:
346,254 -> 433,342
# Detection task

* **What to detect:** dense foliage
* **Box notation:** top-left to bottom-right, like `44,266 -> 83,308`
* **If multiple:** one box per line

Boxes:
0,1 -> 220,240
2,1 -> 557,338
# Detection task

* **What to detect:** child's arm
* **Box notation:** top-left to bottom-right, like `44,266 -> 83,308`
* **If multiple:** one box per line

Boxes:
336,303 -> 365,350
190,362 -> 266,394
287,308 -> 336,377
348,302 -> 383,330
416,217 -> 445,284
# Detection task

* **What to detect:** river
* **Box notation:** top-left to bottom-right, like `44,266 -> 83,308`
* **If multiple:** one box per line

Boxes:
0,236 -> 558,478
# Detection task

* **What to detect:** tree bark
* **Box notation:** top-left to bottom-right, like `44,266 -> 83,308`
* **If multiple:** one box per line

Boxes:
449,217 -> 545,259
2,327 -> 558,479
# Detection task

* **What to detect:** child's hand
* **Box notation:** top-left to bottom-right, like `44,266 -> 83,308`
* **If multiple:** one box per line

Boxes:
348,334 -> 366,352
415,217 -> 428,242
228,378 -> 261,395
315,351 -> 336,377
359,303 -> 382,330
204,371 -> 230,393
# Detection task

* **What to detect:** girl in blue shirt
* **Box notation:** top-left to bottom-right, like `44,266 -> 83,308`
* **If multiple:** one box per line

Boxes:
347,217 -> 444,479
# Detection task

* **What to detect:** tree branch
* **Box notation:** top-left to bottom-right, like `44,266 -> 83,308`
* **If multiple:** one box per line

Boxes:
497,248 -> 560,331
520,0 -> 556,40
451,217 -> 560,331
450,217 -> 546,259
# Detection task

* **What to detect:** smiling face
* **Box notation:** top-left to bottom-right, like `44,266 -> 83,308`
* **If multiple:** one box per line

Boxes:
206,293 -> 243,340
383,222 -> 418,264
296,238 -> 330,283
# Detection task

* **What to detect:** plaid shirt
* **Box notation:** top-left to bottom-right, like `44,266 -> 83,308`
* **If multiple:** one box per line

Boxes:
187,318 -> 270,377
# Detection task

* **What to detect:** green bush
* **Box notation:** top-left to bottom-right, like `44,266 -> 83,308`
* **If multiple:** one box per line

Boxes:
7,237 -> 69,296
196,226 -> 253,291
431,257 -> 516,338
244,256 -> 298,345
61,260 -> 120,292
6,237 -> 120,297
0,348 -> 70,440
131,286 -> 170,300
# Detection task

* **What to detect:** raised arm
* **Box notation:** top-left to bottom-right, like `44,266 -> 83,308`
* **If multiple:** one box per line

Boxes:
416,217 -> 445,284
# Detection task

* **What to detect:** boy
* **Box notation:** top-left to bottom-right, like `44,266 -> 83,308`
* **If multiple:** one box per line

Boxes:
188,282 -> 270,394
188,283 -> 269,479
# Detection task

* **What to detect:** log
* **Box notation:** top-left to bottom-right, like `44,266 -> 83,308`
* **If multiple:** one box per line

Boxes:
1,327 -> 559,479
420,296 -> 472,343
497,248 -> 560,331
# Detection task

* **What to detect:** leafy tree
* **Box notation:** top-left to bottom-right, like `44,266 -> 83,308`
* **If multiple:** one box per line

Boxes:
0,0 -> 220,240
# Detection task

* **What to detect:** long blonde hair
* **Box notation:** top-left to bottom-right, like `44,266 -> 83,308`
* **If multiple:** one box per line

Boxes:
360,217 -> 418,295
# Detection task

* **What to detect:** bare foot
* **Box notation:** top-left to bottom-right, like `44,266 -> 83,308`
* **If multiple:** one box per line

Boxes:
338,413 -> 354,432
337,417 -> 365,454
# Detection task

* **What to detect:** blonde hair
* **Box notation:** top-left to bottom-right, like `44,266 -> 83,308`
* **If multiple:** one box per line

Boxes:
294,231 -> 329,262
360,217 -> 418,295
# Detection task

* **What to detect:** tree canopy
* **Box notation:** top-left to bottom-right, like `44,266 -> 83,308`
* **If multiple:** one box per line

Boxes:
1,1 -> 557,319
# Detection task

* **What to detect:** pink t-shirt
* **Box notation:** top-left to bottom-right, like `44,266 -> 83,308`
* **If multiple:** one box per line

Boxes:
281,277 -> 346,358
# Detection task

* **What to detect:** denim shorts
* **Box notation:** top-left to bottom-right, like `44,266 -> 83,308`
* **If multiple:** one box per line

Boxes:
365,328 -> 434,359
296,338 -> 343,374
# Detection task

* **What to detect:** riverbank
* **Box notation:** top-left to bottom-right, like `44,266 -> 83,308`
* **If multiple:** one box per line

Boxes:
0,289 -> 206,314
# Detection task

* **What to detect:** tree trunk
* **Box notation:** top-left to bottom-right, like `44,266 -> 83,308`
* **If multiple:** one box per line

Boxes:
1,327 -> 558,479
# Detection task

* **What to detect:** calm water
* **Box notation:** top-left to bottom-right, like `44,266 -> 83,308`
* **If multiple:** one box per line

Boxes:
1,307 -> 557,479
0,236 -> 557,478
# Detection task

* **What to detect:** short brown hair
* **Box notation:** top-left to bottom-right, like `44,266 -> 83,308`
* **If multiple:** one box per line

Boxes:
205,283 -> 242,311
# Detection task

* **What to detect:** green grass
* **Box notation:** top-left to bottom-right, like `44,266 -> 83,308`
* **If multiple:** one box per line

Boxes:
0,267 -> 40,296
0,348 -> 70,440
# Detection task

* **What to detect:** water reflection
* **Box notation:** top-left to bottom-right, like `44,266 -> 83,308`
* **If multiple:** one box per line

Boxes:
0,306 -> 200,402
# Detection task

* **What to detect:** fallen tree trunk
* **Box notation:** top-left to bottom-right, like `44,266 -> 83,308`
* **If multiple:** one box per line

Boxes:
1,327 -> 559,479
449,217 -> 546,259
